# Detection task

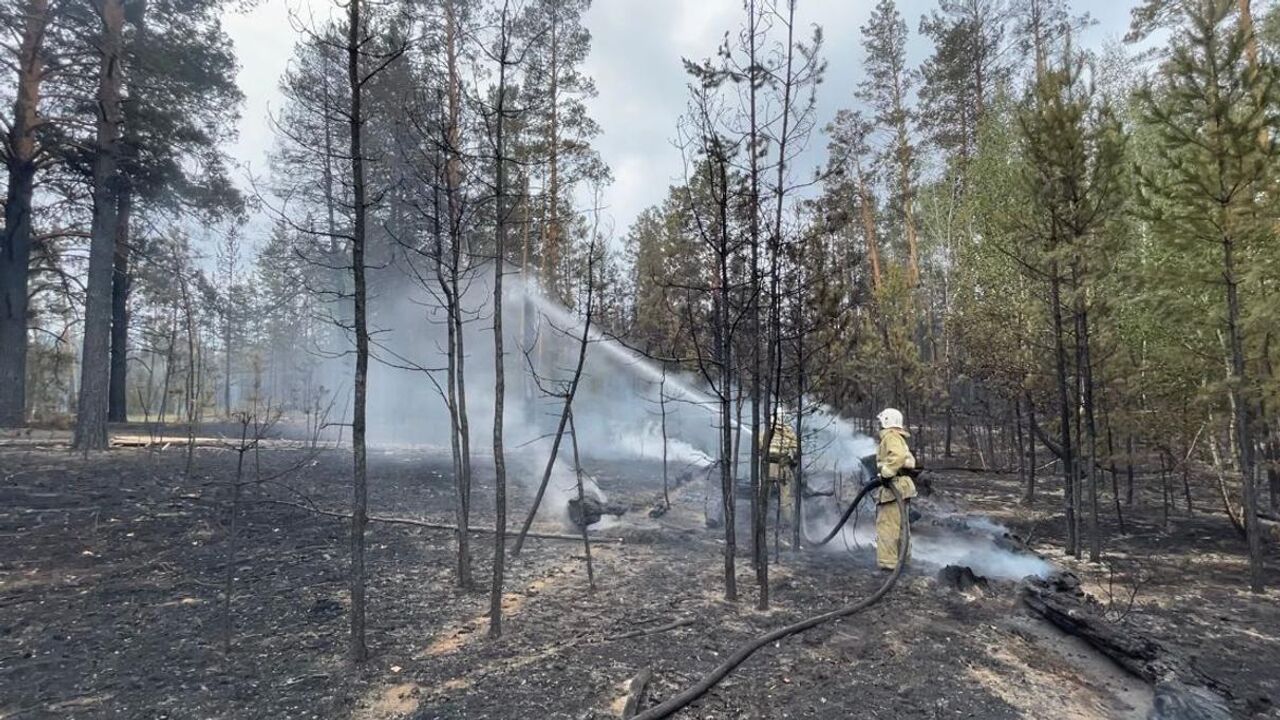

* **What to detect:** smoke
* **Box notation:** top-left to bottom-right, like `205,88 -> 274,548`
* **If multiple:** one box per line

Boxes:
601,421 -> 715,467
344,267 -> 751,500
306,263 -> 1056,576
801,500 -> 1052,580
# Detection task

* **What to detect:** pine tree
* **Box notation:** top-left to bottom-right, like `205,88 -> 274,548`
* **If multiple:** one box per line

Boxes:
1136,0 -> 1277,591
918,0 -> 1011,165
858,0 -> 919,285
1016,43 -> 1127,559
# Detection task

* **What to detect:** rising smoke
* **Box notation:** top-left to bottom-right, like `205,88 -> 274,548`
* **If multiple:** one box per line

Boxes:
319,265 -> 1052,579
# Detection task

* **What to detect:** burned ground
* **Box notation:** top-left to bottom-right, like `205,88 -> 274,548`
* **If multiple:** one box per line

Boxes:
1,436 -> 1277,719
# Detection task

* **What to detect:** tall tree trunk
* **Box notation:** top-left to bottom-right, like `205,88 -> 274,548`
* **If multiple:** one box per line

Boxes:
1079,299 -> 1101,562
540,8 -> 561,301
179,267 -> 198,476
1126,434 -> 1135,506
488,6 -> 512,637
1050,265 -> 1077,556
0,0 -> 50,427
745,0 -> 767,608
713,152 -> 736,603
567,410 -> 595,590
442,0 -> 471,589
660,369 -> 670,509
108,0 -> 147,423
1016,395 -> 1029,502
1222,231 -> 1265,592
1027,396 -> 1037,503
855,168 -> 881,293
109,190 -> 132,422
73,0 -> 125,451
793,319 -> 805,551
346,0 -> 369,662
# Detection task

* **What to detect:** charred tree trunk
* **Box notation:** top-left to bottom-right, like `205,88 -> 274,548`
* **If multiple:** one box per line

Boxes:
1016,395 -> 1029,503
109,190 -> 132,422
745,0 -> 767,609
444,0 -> 472,588
567,411 -> 595,591
73,0 -> 125,451
180,269 -> 198,476
1050,266 -> 1077,556
488,2 -> 513,637
1078,296 -> 1101,562
660,369 -> 670,509
1126,434 -> 1135,506
0,0 -> 50,427
714,161 -> 736,602
346,0 -> 369,662
108,0 -> 146,423
1028,398 -> 1037,503
1222,230 -> 1265,592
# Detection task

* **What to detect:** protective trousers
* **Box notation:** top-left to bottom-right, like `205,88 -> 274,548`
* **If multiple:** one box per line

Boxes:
876,498 -> 910,570
777,468 -> 794,524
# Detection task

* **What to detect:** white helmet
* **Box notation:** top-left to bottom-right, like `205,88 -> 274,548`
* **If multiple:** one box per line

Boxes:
877,407 -> 904,431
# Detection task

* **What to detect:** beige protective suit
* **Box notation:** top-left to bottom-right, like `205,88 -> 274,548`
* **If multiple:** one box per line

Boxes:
761,423 -> 798,523
875,428 -> 917,570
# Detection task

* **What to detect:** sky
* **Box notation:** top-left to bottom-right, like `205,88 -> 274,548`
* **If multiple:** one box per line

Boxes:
221,0 -> 1140,243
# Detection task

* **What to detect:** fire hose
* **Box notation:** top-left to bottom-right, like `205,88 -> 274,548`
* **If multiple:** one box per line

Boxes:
629,481 -> 908,720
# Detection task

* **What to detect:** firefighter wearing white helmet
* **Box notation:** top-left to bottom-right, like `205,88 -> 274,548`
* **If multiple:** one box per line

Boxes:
874,407 -> 917,570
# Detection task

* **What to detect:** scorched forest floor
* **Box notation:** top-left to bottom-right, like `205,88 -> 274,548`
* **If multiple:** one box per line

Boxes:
1,428 -> 1278,719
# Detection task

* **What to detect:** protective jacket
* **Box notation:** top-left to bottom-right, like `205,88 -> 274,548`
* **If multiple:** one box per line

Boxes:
875,428 -> 918,505
760,423 -> 798,523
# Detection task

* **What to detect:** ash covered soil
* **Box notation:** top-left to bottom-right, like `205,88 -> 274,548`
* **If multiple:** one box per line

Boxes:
1,434 -> 1277,719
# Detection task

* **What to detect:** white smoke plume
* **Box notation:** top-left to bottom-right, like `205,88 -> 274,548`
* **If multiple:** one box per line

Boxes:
802,501 -> 1052,580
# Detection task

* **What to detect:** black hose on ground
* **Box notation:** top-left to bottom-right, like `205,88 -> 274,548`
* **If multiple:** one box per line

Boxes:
630,483 -> 908,720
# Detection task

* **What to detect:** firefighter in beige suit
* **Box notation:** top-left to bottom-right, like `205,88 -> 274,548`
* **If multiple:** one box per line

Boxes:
875,408 -> 917,570
762,422 -> 798,524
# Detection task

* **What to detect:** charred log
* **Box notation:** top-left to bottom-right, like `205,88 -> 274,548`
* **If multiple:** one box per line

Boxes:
1021,573 -> 1233,719
568,495 -> 628,528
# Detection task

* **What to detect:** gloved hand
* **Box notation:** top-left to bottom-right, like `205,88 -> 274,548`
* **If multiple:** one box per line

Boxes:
901,465 -> 923,479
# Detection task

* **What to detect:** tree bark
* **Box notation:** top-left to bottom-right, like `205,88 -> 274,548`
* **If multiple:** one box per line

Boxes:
488,2 -> 512,638
1079,295 -> 1100,562
73,0 -> 125,451
540,6 -> 561,301
567,410 -> 595,591
714,151 -> 736,603
346,0 -> 369,662
855,168 -> 881,293
1222,230 -> 1265,592
745,0 -> 767,609
1050,266 -> 1077,556
0,0 -> 49,427
443,0 -> 472,589
109,190 -> 132,422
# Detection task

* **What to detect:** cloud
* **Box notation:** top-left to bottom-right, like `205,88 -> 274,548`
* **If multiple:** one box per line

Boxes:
222,0 -> 1141,248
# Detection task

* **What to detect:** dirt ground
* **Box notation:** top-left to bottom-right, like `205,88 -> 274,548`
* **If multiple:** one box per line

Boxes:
1,428 -> 1277,719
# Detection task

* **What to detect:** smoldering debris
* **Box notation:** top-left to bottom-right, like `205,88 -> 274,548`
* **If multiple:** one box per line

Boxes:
800,494 -> 1054,581
568,495 -> 629,528
938,565 -> 991,593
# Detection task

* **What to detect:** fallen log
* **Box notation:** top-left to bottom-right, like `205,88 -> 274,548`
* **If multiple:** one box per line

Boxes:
619,669 -> 652,718
258,499 -> 627,544
609,618 -> 696,641
1021,573 -> 1233,719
